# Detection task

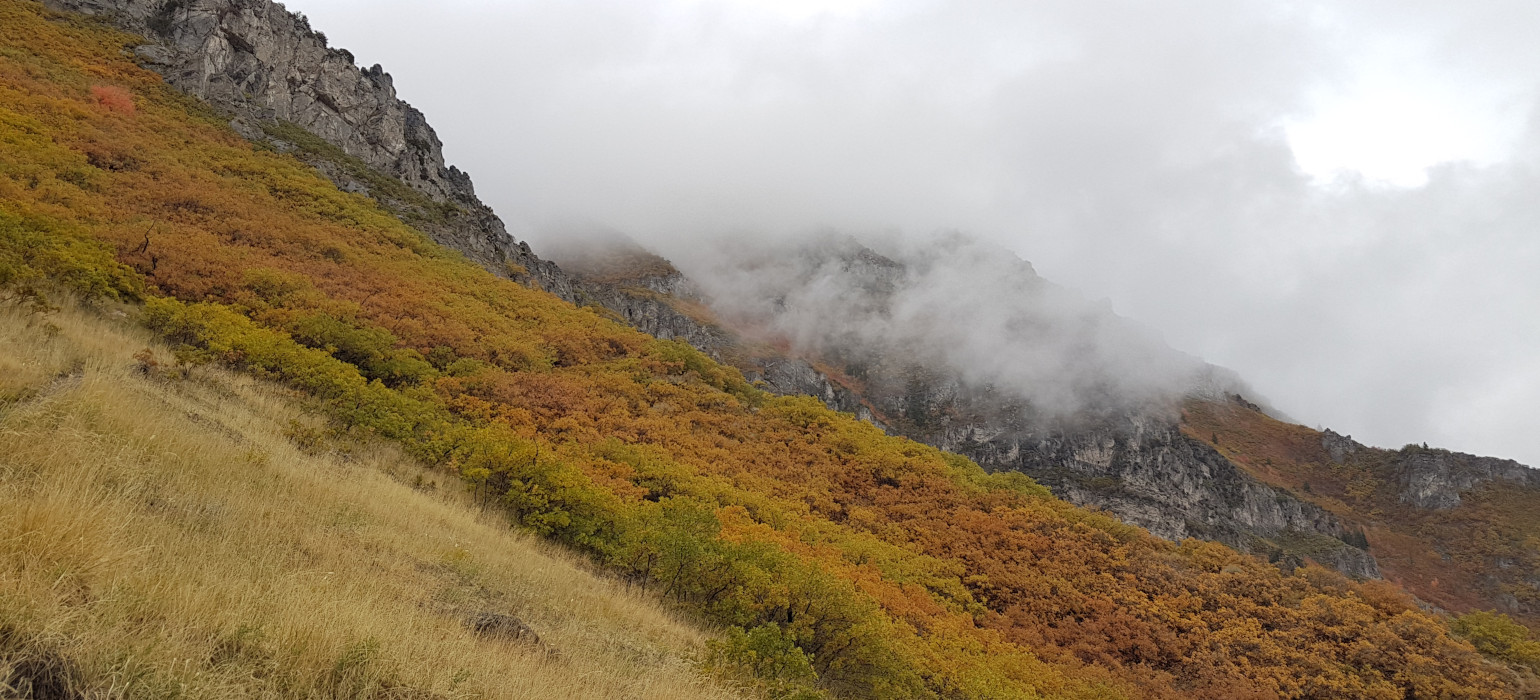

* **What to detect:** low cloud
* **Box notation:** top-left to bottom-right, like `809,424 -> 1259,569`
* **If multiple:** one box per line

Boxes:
669,230 -> 1253,421
294,0 -> 1540,465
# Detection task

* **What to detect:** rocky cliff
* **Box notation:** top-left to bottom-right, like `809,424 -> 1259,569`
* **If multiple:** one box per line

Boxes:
1323,430 -> 1540,511
900,382 -> 1381,576
550,234 -> 1379,577
574,272 -> 737,360
44,0 -> 575,300
815,350 -> 1379,577
1397,450 -> 1539,510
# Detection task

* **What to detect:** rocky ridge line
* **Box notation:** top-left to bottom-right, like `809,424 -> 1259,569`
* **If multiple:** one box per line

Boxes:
44,0 -> 575,301
1322,430 -> 1540,511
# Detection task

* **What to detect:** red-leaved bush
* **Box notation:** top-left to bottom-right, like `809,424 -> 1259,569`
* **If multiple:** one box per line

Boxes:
90,84 -> 135,115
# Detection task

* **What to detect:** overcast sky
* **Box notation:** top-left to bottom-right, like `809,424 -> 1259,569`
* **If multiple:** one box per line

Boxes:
293,0 -> 1540,467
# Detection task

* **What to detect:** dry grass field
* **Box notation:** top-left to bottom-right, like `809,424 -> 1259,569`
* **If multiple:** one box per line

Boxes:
0,298 -> 744,700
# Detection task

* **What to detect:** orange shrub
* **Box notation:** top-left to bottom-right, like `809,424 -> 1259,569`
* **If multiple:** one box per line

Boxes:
90,84 -> 134,114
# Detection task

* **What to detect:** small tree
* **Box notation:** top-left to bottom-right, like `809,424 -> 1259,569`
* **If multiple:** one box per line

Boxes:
1452,611 -> 1540,672
90,85 -> 135,115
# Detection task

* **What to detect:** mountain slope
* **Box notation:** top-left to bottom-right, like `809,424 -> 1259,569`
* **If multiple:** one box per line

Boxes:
589,231 -> 1540,642
550,234 -> 1379,578
0,299 -> 741,699
0,1 -> 1526,697
551,189 -> 1540,676
1185,399 -> 1540,630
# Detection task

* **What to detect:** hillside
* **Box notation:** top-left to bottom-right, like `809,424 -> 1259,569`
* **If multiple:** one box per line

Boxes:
0,301 -> 742,698
0,0 -> 1532,697
1184,399 -> 1540,635
550,204 -> 1540,690
550,233 -> 1382,579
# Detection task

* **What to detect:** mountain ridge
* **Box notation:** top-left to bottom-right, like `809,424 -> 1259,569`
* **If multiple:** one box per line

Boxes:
5,0 -> 1536,695
547,233 -> 1383,578
54,0 -> 1534,631
1185,399 -> 1540,628
41,0 -> 578,300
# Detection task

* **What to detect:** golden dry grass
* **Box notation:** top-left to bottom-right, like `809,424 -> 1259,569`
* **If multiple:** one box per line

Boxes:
0,299 -> 745,700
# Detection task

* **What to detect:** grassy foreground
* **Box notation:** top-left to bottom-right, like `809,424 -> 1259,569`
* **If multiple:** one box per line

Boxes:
0,299 -> 742,699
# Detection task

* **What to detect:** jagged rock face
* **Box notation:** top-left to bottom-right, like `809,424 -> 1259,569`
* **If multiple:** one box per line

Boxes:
540,237 -> 741,358
747,357 -> 887,430
1323,431 -> 1539,510
940,410 -> 1380,578
45,0 -> 576,302
1397,451 -> 1538,509
1320,428 -> 1361,464
576,272 -> 736,356
47,0 -> 456,198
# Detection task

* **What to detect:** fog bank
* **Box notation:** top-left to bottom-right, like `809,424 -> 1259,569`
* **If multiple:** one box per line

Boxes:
669,230 -> 1232,418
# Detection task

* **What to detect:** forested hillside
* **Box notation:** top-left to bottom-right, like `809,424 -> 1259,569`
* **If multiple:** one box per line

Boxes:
0,1 -> 1528,697
1185,398 -> 1540,669
0,292 -> 744,700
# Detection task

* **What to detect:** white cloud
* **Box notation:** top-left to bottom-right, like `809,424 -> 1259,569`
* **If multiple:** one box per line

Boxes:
1283,29 -> 1531,186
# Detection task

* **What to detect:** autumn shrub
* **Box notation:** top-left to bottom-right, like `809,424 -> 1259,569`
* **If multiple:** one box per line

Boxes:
0,211 -> 142,302
89,84 -> 134,114
706,624 -> 824,700
1454,611 -> 1540,672
285,311 -> 436,386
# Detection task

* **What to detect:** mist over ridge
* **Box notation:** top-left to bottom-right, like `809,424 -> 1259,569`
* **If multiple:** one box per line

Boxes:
294,0 -> 1540,467
543,223 -> 1273,424
674,229 -> 1235,418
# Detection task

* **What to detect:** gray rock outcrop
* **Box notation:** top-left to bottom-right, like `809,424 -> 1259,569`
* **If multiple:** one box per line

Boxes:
747,357 -> 888,430
44,0 -> 575,301
941,407 -> 1379,577
1397,448 -> 1537,509
573,271 -> 737,357
835,363 -> 1379,576
1322,430 -> 1538,510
